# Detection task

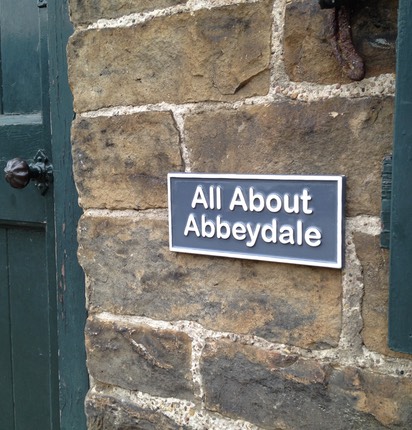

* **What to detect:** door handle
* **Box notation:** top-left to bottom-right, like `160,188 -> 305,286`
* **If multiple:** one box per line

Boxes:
4,150 -> 53,195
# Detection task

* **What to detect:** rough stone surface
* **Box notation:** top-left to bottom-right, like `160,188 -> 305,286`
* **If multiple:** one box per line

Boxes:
354,232 -> 411,359
185,97 -> 393,217
71,113 -> 182,210
68,1 -> 273,112
327,367 -> 412,430
86,391 -> 187,430
201,339 -> 412,429
70,0 -> 186,26
284,0 -> 398,84
79,214 -> 341,349
85,316 -> 194,400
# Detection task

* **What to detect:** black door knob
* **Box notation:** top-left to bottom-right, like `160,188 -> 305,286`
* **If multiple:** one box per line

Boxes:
4,158 -> 31,189
4,150 -> 53,195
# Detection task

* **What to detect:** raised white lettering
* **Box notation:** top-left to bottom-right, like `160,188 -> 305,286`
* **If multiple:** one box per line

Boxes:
261,219 -> 278,243
216,215 -> 231,239
184,213 -> 322,248
305,227 -> 322,247
301,188 -> 313,214
246,223 -> 262,247
216,186 -> 222,210
191,186 -> 208,209
232,222 -> 247,240
201,214 -> 215,238
279,225 -> 295,245
249,188 -> 265,212
209,185 -> 215,209
296,220 -> 303,245
266,193 -> 282,213
284,194 -> 300,214
184,214 -> 200,237
229,187 -> 248,211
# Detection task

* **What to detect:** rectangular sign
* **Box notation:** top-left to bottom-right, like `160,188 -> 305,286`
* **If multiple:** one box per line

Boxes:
168,173 -> 345,268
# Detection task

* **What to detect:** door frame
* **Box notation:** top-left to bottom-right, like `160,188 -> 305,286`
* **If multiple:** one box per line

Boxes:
48,1 -> 88,427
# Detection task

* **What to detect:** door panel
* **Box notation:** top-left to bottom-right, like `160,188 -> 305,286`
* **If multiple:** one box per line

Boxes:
0,229 -> 14,428
0,0 -> 42,114
3,227 -> 54,430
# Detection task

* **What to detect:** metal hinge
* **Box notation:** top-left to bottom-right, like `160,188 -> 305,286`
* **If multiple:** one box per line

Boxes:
37,0 -> 47,8
380,155 -> 392,249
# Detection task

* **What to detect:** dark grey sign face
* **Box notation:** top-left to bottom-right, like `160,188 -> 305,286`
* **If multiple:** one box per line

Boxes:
168,174 -> 345,268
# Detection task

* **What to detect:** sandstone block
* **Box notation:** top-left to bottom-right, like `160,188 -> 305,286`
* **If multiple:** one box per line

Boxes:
85,316 -> 194,400
72,113 -> 182,210
86,391 -> 187,430
354,232 -> 411,358
68,1 -> 273,112
79,213 -> 341,349
201,339 -> 412,429
284,0 -> 397,84
70,0 -> 186,26
185,97 -> 393,216
329,366 -> 412,429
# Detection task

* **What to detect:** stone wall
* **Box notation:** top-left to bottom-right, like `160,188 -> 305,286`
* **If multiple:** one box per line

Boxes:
68,0 -> 412,428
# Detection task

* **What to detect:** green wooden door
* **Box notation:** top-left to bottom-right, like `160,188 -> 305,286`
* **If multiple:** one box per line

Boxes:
0,1 -> 88,428
389,0 -> 412,354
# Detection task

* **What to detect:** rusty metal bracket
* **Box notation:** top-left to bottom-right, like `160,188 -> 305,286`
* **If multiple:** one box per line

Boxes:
319,0 -> 365,81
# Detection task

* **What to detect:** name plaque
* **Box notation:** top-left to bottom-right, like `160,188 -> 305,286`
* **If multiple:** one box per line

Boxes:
168,173 -> 345,268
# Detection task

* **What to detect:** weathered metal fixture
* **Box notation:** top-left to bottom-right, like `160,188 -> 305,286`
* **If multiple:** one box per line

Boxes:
319,0 -> 365,81
4,150 -> 53,195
